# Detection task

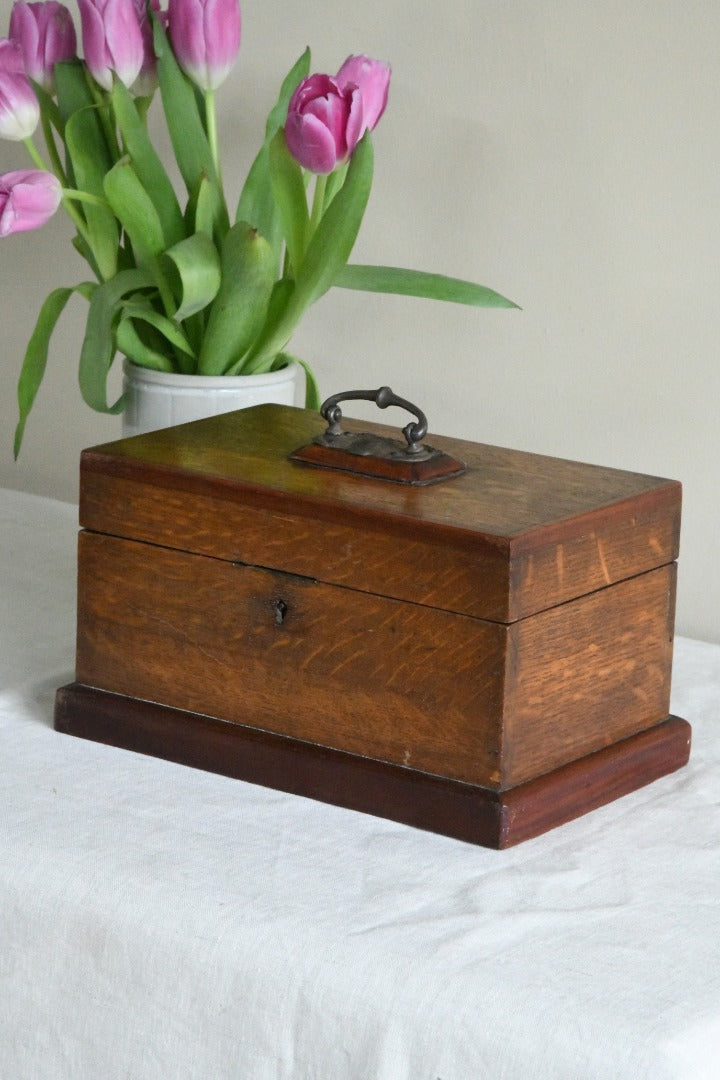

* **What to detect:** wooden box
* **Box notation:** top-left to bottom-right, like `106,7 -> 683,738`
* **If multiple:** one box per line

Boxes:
55,401 -> 691,848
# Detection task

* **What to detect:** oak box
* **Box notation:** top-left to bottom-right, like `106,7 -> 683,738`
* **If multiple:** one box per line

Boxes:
55,396 -> 690,847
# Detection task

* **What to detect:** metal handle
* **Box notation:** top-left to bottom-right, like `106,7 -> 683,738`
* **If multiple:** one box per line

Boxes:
320,386 -> 428,455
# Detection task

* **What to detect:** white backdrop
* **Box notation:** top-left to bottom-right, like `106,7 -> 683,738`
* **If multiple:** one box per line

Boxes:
1,0 -> 718,644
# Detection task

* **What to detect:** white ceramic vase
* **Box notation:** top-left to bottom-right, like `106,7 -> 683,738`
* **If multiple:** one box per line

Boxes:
121,359 -> 303,438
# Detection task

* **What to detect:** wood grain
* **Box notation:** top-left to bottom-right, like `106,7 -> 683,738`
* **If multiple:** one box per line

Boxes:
78,403 -> 681,622
54,685 -> 692,850
503,562 -> 676,785
75,530 -> 507,787
74,532 -> 676,789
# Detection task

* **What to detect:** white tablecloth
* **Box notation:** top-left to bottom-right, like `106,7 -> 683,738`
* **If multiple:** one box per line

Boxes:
1,486 -> 719,1080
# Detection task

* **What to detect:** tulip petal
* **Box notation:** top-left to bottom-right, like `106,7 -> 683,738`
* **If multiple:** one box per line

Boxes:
285,72 -> 360,174
0,37 -> 26,75
336,54 -> 391,134
0,168 -> 62,236
344,85 -> 364,158
168,0 -> 240,91
76,0 -> 110,88
103,0 -> 144,85
78,0 -> 144,90
0,69 -> 39,139
9,2 -> 77,92
286,110 -> 339,174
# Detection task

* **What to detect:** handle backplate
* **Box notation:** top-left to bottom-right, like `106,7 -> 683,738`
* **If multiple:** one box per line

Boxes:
289,386 -> 466,486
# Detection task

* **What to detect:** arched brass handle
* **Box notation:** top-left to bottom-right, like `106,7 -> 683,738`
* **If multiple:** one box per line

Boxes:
288,384 -> 466,485
320,386 -> 428,455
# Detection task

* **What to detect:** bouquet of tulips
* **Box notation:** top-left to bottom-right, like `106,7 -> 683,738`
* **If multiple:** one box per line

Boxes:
0,0 -> 516,454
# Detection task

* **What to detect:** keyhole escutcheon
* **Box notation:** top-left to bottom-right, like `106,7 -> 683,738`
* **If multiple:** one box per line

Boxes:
273,598 -> 288,625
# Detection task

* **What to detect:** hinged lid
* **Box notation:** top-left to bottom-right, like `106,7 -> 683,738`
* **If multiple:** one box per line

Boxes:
79,403 -> 681,623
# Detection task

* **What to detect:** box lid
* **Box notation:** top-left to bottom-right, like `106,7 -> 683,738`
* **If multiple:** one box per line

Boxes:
79,403 -> 681,622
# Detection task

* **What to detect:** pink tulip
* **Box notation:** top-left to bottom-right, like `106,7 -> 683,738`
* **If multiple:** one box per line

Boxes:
0,168 -> 62,235
167,0 -> 241,92
285,73 -> 363,174
336,54 -> 390,136
0,38 -> 26,74
0,68 -> 39,139
77,0 -> 144,91
8,1 -> 77,93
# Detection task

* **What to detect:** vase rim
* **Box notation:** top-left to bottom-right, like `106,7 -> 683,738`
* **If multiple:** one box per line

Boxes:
122,358 -> 298,390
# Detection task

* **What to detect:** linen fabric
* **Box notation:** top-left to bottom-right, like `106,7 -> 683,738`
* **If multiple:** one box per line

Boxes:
1,487 -> 719,1080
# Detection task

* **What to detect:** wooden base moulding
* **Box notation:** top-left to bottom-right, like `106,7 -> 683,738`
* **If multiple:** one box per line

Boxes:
54,684 -> 691,849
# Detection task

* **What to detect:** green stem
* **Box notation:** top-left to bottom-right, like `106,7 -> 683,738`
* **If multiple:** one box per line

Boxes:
204,89 -> 221,182
40,113 -> 68,187
23,137 -> 94,251
56,192 -> 97,255
85,70 -> 120,160
23,144 -> 103,270
324,162 -> 348,210
309,173 -> 328,239
23,136 -> 48,171
62,188 -> 110,210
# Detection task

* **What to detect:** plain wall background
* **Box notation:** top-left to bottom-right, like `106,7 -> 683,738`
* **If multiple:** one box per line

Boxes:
1,0 -> 718,643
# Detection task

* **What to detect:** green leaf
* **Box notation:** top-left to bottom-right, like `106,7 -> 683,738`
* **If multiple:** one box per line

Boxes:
199,222 -> 276,375
120,300 -> 195,357
235,47 -> 311,262
115,296 -> 197,372
234,147 -> 280,261
245,134 -> 374,370
323,162 -> 349,210
294,133 -> 374,306
110,79 -> 185,248
265,48 -> 311,139
54,59 -> 98,125
162,233 -> 221,319
163,232 -> 222,320
335,265 -> 520,308
103,156 -> 166,262
237,278 -> 294,374
14,282 -> 96,456
193,174 -> 216,237
33,81 -> 65,138
79,268 -> 155,412
268,130 -> 309,276
115,318 -> 176,372
153,15 -> 228,235
273,352 -> 321,410
65,106 -> 119,280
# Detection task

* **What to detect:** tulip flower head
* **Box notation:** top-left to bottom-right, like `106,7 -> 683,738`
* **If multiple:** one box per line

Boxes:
0,68 -> 39,139
0,168 -> 61,235
285,73 -> 363,175
336,54 -> 390,136
77,0 -> 144,91
1,3 -> 517,457
9,1 -> 77,93
168,0 -> 241,92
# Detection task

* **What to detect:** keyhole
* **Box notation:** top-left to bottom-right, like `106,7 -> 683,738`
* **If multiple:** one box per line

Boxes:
273,598 -> 288,625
